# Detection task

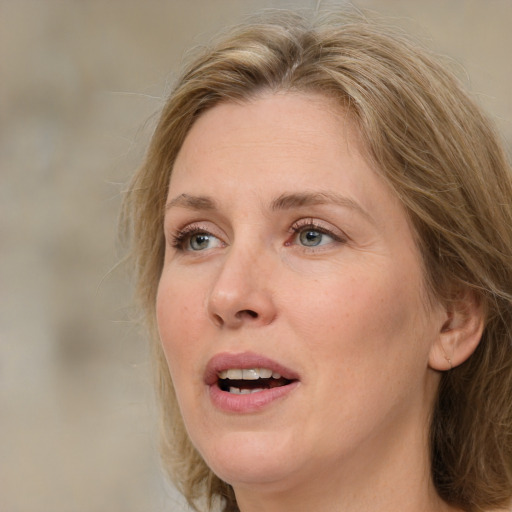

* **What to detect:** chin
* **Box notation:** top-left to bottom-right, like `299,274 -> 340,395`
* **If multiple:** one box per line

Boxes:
198,430 -> 298,487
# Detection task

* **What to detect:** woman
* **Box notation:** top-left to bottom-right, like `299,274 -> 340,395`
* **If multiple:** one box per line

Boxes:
122,9 -> 512,512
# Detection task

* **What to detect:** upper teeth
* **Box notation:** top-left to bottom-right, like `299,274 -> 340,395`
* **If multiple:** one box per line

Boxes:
218,368 -> 282,380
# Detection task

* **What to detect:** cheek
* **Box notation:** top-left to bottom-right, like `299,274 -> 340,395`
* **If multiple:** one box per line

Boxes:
289,259 -> 428,372
293,266 -> 405,336
156,273 -> 207,384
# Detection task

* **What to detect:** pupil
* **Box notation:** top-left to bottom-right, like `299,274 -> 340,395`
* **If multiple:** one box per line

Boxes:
300,230 -> 321,246
191,234 -> 209,250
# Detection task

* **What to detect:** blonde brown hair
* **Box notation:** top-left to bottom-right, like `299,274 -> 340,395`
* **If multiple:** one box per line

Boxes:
122,9 -> 512,512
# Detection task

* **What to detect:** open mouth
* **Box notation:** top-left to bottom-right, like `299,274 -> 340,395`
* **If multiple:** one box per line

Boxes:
217,368 -> 294,394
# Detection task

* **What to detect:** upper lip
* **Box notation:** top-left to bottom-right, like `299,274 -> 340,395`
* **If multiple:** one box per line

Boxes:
204,351 -> 300,386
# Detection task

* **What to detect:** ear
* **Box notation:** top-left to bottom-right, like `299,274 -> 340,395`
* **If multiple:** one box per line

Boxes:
429,289 -> 485,371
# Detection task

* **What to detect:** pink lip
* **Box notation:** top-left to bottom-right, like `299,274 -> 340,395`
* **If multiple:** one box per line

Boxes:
204,351 -> 300,413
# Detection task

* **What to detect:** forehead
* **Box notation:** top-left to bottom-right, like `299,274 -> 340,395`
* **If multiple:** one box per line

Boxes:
170,92 -> 372,195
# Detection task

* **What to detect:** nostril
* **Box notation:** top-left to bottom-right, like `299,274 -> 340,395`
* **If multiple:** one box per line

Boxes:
212,313 -> 224,327
237,309 -> 258,319
210,309 -> 259,327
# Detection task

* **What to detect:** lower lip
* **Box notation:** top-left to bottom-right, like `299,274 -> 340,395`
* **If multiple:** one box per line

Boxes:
208,381 -> 299,413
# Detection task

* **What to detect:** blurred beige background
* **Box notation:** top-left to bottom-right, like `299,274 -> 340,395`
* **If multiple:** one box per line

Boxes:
1,1 -> 511,511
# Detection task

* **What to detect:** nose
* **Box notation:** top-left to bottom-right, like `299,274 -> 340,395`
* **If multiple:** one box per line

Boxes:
207,245 -> 277,329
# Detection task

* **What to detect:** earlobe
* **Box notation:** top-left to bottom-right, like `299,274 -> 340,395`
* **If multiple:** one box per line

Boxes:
428,290 -> 485,371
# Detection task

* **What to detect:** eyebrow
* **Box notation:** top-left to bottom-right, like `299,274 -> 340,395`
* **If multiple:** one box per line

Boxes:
271,191 -> 364,212
165,191 -> 372,222
165,193 -> 217,211
271,191 -> 373,223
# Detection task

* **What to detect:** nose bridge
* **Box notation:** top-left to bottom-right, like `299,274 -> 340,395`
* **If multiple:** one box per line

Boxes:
207,234 -> 276,328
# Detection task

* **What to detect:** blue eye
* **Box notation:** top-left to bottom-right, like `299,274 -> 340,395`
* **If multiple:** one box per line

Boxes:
189,233 -> 214,250
293,225 -> 337,247
188,232 -> 224,251
172,228 -> 224,251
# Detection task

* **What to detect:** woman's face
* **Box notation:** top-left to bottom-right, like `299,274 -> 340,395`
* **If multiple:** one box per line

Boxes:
157,93 -> 445,494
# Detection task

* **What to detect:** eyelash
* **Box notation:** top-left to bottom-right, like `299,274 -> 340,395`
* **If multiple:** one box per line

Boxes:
170,224 -> 218,250
169,219 -> 347,252
288,219 -> 346,247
